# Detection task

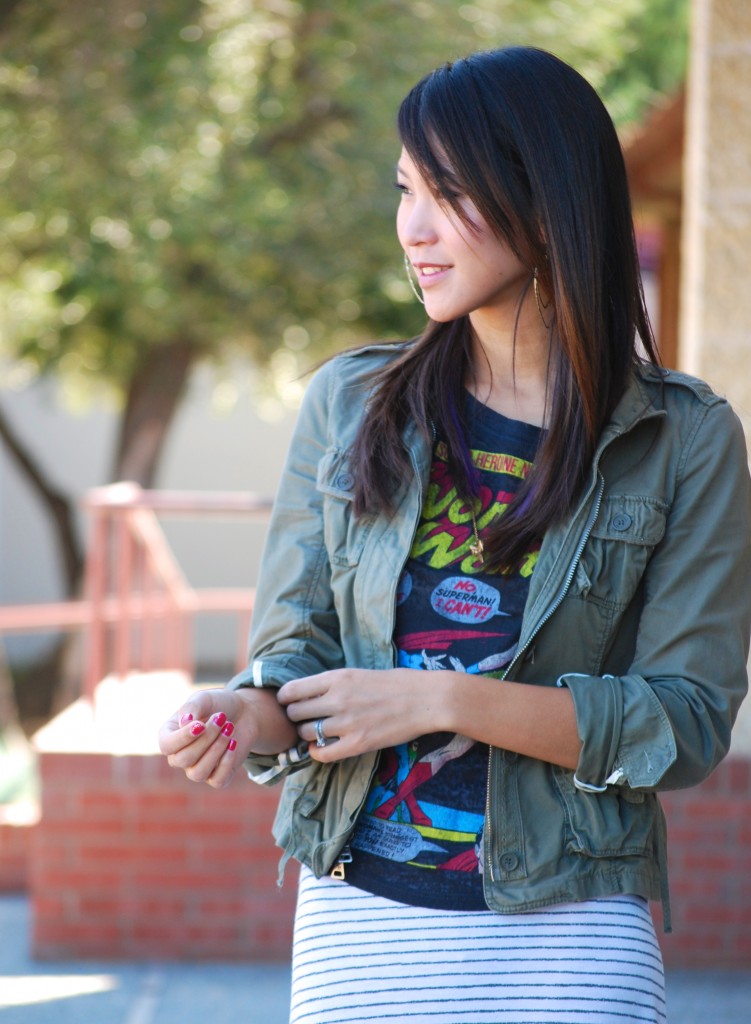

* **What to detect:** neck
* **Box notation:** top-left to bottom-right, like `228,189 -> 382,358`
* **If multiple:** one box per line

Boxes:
466,295 -> 552,428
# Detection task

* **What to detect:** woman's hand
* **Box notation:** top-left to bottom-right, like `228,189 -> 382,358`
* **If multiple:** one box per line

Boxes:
278,668 -> 583,771
277,668 -> 445,762
158,686 -> 297,788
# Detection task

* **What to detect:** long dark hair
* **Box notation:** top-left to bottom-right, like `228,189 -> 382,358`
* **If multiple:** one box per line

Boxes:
350,46 -> 659,570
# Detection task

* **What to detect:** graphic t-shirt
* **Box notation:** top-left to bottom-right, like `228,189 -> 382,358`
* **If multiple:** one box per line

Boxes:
345,394 -> 542,910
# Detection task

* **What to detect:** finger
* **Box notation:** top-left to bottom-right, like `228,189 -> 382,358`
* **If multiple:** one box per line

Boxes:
159,690 -> 229,755
277,675 -> 329,706
296,718 -> 339,746
167,712 -> 233,770
205,735 -> 240,789
307,735 -> 346,763
284,697 -> 334,724
158,712 -> 202,756
182,722 -> 237,784
296,720 -> 345,767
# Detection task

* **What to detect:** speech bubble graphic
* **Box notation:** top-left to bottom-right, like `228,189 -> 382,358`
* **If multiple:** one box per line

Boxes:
430,576 -> 509,624
351,815 -> 445,862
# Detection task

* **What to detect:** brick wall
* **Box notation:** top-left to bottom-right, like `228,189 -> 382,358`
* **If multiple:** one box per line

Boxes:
657,756 -> 751,968
0,812 -> 36,892
23,675 -> 751,964
29,675 -> 299,961
31,744 -> 298,960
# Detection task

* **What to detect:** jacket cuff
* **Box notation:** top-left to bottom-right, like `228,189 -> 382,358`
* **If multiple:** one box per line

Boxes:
243,741 -> 312,786
557,672 -> 677,790
226,659 -> 313,784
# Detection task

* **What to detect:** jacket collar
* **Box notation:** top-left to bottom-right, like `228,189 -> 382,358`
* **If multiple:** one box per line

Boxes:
594,363 -> 667,459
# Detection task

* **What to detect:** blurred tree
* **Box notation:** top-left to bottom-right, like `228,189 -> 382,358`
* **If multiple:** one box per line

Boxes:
0,0 -> 688,716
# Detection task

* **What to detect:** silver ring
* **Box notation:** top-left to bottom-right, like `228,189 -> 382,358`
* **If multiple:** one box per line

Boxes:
314,718 -> 327,748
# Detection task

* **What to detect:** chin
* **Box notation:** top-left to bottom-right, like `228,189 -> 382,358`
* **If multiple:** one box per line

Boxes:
424,303 -> 468,323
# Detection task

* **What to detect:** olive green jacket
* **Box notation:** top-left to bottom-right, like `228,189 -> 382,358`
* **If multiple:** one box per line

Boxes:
229,343 -> 751,926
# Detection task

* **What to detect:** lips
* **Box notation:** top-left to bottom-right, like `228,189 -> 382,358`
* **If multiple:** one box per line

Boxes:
412,262 -> 452,286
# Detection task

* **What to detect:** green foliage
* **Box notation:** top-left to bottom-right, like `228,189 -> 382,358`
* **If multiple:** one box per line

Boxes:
0,0 -> 689,405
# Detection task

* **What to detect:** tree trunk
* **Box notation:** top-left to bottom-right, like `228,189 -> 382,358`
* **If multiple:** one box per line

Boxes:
0,337 -> 198,723
0,402 -> 82,593
112,338 -> 198,485
0,641 -> 19,735
0,401 -> 84,723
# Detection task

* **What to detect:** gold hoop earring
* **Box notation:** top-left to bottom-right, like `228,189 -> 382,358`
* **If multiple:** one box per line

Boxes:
534,267 -> 552,328
404,253 -> 425,306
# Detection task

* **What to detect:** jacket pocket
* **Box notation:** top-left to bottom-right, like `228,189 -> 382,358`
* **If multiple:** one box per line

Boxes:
575,495 -> 668,609
554,768 -> 656,857
316,447 -> 374,567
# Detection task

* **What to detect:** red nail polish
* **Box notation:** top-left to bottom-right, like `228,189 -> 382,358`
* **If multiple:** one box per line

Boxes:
180,712 -> 194,726
190,722 -> 205,736
212,712 -> 227,729
222,721 -> 234,737
227,738 -> 237,752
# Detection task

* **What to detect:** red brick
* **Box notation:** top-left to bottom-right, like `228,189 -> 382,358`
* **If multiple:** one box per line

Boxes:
684,797 -> 741,821
681,851 -> 739,872
79,790 -> 136,814
39,752 -> 114,782
684,904 -> 748,927
667,823 -> 735,846
735,934 -> 751,959
0,821 -> 34,891
723,758 -> 749,788
34,920 -> 121,951
129,868 -> 219,891
76,896 -> 124,919
134,790 -> 194,814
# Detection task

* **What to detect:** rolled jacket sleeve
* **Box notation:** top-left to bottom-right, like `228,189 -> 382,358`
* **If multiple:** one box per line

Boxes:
558,672 -> 677,789
560,396 -> 751,792
227,363 -> 342,784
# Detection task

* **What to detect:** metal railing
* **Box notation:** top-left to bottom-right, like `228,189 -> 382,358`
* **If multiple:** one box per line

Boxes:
0,483 -> 273,701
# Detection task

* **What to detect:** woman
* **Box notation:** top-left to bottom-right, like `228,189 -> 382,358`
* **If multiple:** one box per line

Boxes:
159,47 -> 751,1024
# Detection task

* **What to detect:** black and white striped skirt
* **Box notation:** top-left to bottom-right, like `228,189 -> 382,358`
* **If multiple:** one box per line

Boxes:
290,866 -> 666,1024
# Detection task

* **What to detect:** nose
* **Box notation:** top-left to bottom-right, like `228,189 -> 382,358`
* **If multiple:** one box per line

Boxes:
397,194 -> 439,250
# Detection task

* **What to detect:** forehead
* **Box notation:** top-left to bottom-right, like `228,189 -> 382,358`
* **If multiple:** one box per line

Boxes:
396,147 -> 418,175
397,145 -> 457,184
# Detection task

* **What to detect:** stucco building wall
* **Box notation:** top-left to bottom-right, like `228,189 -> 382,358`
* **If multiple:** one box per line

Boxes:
681,0 -> 751,434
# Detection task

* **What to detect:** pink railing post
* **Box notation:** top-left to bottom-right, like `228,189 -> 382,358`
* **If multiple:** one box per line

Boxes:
114,507 -> 136,680
0,485 -> 272,703
82,501 -> 110,702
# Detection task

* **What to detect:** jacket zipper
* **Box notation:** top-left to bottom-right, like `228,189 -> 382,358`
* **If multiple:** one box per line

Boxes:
484,472 -> 606,882
330,844 -> 353,880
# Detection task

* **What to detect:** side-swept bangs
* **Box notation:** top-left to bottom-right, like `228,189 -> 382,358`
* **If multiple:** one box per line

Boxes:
397,56 -> 541,264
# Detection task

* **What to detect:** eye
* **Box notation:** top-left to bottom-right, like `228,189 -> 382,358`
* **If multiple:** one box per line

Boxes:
393,181 -> 412,197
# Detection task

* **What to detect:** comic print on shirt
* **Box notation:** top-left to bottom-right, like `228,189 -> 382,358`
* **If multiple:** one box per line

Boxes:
346,394 -> 542,910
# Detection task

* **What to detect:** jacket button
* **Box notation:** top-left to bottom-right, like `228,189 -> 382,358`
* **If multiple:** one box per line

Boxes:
503,750 -> 519,764
335,472 -> 354,491
611,513 -> 632,532
500,852 -> 519,872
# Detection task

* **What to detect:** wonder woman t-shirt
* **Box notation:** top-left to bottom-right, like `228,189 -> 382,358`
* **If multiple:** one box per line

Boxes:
346,394 -> 542,910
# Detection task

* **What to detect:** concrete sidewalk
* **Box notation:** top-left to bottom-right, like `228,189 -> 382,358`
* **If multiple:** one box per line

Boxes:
1,895 -> 750,1023
0,896 -> 290,1024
